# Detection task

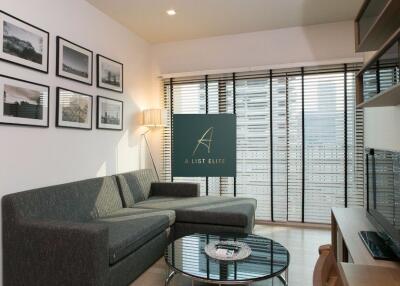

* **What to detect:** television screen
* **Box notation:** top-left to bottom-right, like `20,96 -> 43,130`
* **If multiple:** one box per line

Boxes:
367,149 -> 400,256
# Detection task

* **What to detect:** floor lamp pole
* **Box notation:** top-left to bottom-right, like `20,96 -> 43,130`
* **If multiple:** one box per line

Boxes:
142,129 -> 160,181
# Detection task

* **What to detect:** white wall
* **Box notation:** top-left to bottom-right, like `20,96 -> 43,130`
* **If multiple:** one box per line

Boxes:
364,107 -> 400,151
151,21 -> 359,76
0,0 -> 156,282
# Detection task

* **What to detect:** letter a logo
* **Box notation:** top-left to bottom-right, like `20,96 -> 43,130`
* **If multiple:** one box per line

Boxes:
192,127 -> 214,155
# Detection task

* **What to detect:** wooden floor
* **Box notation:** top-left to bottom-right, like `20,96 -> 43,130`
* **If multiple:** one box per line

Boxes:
130,224 -> 330,286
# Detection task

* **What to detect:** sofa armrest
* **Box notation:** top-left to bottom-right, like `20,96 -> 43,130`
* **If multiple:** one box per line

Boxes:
150,182 -> 200,198
4,219 -> 109,286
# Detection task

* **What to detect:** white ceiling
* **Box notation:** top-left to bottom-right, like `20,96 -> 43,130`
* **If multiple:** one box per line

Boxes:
87,0 -> 363,44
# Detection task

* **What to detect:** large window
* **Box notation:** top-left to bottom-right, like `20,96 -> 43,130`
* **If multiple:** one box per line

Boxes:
161,64 -> 364,224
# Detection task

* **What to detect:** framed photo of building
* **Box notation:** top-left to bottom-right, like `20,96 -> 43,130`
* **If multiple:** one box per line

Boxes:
97,54 -> 123,93
96,96 -> 123,130
56,87 -> 92,130
0,11 -> 49,73
56,37 -> 93,85
0,74 -> 49,127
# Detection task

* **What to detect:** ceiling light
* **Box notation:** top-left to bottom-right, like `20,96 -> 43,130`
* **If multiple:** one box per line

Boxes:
166,9 -> 176,16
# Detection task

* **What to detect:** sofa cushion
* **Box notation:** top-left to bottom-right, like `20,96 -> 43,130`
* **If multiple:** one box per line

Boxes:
6,176 -> 123,221
115,169 -> 158,207
102,208 -> 176,226
135,196 -> 256,228
96,214 -> 169,265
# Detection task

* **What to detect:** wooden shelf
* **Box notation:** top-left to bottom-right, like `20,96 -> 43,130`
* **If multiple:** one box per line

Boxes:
355,0 -> 400,52
331,207 -> 400,268
339,263 -> 400,286
357,83 -> 400,108
356,27 -> 400,78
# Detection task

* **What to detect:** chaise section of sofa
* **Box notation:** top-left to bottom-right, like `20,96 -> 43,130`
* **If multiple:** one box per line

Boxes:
137,196 -> 257,236
2,175 -> 171,286
115,169 -> 257,238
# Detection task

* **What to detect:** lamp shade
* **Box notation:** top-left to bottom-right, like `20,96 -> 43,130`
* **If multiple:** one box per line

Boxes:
142,108 -> 164,127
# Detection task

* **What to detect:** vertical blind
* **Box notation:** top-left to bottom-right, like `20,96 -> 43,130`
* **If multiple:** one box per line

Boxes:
161,63 -> 364,223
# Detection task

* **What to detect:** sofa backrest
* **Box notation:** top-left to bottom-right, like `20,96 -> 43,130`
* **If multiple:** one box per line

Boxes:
2,176 -> 123,222
115,169 -> 158,207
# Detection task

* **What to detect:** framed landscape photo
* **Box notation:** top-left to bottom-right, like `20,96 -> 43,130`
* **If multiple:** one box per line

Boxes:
97,54 -> 123,93
96,96 -> 123,130
0,11 -> 49,73
56,36 -> 93,85
56,87 -> 92,130
0,74 -> 49,127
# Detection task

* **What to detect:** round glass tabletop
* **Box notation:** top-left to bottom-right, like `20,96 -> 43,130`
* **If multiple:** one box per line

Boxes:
164,233 -> 290,284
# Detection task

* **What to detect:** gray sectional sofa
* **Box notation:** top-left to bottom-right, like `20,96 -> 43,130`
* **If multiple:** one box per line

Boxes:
2,169 -> 256,286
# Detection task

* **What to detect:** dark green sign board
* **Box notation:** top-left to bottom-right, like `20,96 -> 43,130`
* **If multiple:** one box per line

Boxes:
172,114 -> 236,177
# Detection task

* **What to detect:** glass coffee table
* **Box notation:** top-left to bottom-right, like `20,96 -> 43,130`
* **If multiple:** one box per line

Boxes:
164,233 -> 290,285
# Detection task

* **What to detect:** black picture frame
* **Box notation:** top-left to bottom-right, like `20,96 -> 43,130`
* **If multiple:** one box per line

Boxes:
96,54 -> 123,93
0,74 -> 49,128
56,36 -> 93,85
96,96 -> 123,131
0,10 -> 49,73
56,87 -> 93,130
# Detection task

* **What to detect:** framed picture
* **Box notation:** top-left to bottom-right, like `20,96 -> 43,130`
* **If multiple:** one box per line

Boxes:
0,10 -> 49,73
97,96 -> 123,130
97,54 -> 123,93
0,74 -> 49,127
56,87 -> 92,130
56,36 -> 93,85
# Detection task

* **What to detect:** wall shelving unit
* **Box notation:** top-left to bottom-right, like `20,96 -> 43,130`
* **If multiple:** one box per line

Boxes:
356,6 -> 400,108
355,0 -> 400,52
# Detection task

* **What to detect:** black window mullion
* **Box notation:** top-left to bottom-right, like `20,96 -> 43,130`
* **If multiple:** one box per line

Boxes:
218,79 -> 227,196
344,64 -> 348,208
269,70 -> 274,221
376,60 -> 380,94
170,78 -> 174,182
285,73 -> 289,222
233,72 -> 237,197
205,75 -> 209,196
301,67 -> 305,223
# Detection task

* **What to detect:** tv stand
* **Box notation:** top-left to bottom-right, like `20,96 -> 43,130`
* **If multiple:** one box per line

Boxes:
331,208 -> 400,285
359,231 -> 399,261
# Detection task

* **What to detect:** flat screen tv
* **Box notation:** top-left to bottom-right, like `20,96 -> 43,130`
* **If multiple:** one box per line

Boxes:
361,148 -> 400,260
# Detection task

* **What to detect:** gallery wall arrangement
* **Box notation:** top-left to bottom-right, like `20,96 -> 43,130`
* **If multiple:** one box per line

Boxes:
0,10 -> 124,131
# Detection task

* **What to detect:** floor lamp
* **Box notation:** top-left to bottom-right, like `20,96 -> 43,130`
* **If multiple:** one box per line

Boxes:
141,108 -> 163,181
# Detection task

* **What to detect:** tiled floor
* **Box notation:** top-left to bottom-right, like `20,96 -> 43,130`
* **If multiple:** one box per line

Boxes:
131,224 -> 330,286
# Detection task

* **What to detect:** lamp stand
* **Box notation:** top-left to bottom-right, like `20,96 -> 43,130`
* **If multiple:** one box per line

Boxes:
142,129 -> 160,181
